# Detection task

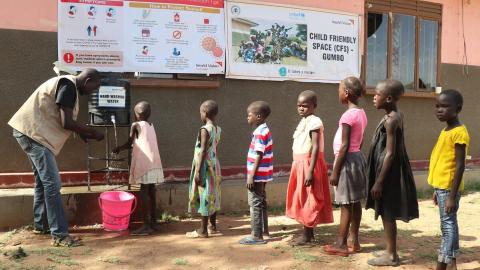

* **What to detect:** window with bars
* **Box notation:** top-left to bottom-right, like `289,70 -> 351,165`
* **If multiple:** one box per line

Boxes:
365,0 -> 442,92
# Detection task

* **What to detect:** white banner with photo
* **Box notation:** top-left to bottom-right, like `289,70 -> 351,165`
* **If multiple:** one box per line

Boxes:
225,1 -> 360,82
58,0 -> 225,74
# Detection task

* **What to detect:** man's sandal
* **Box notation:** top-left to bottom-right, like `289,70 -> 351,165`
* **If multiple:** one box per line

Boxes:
51,236 -> 82,247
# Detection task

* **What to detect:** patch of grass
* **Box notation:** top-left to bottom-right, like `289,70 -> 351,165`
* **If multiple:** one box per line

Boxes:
464,181 -> 480,192
272,243 -> 289,253
293,248 -> 322,263
268,205 -> 286,216
417,182 -> 480,200
97,256 -> 122,264
30,248 -> 70,257
79,248 -> 94,256
417,252 -> 437,260
11,266 -> 56,270
46,256 -> 80,266
173,258 -> 188,265
417,188 -> 435,200
160,212 -> 180,223
0,228 -> 20,246
5,247 -> 28,261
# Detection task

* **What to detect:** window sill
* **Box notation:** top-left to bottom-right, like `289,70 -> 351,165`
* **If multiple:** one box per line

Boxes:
365,89 -> 438,99
127,78 -> 220,89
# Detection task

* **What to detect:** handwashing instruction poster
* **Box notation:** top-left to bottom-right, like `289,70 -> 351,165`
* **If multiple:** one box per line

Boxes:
58,0 -> 225,74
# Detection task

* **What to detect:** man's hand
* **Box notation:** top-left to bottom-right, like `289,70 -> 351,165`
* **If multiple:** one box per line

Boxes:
432,192 -> 437,206
304,172 -> 313,187
246,176 -> 254,190
370,182 -> 383,200
445,196 -> 456,214
329,173 -> 339,186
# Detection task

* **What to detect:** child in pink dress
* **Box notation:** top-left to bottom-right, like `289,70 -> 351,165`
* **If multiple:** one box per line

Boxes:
286,90 -> 333,246
114,101 -> 164,236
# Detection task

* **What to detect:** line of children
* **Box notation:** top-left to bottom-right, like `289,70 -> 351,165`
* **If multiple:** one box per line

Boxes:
120,79 -> 468,269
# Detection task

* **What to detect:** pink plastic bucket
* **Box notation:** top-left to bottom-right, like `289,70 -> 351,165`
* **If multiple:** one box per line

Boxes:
98,191 -> 137,231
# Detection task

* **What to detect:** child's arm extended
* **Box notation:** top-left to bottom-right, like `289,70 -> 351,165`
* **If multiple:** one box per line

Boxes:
247,151 -> 263,190
305,129 -> 320,187
445,143 -> 466,213
112,123 -> 139,154
370,117 -> 399,200
330,125 -> 351,187
194,128 -> 210,186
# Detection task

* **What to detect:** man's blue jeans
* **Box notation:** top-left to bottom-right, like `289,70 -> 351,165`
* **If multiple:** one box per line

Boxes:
13,129 -> 69,238
435,188 -> 460,264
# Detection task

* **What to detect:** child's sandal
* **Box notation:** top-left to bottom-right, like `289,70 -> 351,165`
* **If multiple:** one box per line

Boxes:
186,230 -> 208,238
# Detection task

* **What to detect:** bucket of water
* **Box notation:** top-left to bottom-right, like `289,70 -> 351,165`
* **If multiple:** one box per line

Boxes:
98,191 -> 137,231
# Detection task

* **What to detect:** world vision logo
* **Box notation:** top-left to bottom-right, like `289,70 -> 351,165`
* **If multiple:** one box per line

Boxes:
332,20 -> 355,27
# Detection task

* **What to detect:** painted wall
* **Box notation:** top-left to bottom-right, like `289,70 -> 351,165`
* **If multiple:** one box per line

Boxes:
1,28 -> 479,174
1,0 -> 478,67
1,1 -> 480,174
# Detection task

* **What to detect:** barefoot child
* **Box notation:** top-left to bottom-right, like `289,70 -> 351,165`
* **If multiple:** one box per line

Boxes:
286,90 -> 333,246
239,101 -> 273,245
324,77 -> 367,256
365,80 -> 419,266
186,100 -> 222,238
113,101 -> 164,236
428,90 -> 469,270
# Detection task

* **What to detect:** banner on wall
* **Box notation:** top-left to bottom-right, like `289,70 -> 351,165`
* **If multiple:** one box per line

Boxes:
58,0 -> 125,72
225,1 -> 360,82
58,0 -> 225,74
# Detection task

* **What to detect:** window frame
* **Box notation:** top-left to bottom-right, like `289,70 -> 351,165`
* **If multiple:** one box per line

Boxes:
363,0 -> 442,96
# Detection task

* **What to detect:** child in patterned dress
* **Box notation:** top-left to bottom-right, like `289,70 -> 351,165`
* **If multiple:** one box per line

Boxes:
186,100 -> 222,238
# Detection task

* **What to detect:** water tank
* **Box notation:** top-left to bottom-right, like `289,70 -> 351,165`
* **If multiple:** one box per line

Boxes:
88,76 -> 131,126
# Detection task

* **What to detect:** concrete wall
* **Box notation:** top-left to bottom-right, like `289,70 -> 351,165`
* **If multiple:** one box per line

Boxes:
1,170 -> 480,230
1,28 -> 479,174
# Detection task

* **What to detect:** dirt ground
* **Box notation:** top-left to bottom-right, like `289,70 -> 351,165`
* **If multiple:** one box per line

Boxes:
1,193 -> 480,270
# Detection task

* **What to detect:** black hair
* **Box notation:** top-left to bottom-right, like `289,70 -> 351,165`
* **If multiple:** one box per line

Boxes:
134,101 -> 151,120
248,101 -> 271,118
201,100 -> 219,117
440,89 -> 463,111
377,79 -> 405,100
298,90 -> 317,107
342,76 -> 364,98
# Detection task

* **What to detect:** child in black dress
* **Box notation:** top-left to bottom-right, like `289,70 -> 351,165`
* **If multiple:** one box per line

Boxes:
366,80 -> 419,266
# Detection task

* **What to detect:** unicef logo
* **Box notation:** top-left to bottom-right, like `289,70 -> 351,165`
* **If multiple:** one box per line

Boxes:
231,5 -> 241,15
279,67 -> 287,76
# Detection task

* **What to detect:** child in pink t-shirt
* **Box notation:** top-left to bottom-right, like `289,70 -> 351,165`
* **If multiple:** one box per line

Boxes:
324,77 -> 368,256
